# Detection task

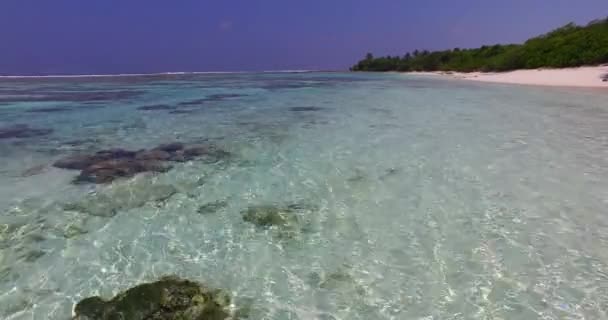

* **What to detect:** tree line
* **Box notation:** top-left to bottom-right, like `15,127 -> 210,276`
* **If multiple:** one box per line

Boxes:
351,18 -> 608,72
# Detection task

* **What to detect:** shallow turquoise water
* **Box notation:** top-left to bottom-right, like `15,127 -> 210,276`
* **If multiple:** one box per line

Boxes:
1,72 -> 608,319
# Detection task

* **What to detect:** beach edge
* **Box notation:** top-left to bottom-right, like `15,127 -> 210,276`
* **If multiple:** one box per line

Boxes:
404,66 -> 608,88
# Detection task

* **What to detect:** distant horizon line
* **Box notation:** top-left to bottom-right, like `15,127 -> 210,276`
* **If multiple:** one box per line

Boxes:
0,69 -> 344,79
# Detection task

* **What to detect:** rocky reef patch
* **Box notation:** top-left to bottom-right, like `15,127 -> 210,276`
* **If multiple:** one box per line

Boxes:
64,181 -> 178,217
197,200 -> 229,215
137,104 -> 178,111
242,203 -> 317,238
0,124 -> 53,139
288,106 -> 325,112
72,276 -> 233,320
0,89 -> 143,103
53,142 -> 231,184
25,106 -> 74,113
178,94 -> 245,107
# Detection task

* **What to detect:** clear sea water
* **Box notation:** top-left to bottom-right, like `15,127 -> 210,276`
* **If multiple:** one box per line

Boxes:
1,72 -> 608,319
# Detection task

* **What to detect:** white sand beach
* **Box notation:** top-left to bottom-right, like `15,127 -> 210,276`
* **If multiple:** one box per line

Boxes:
412,66 -> 608,88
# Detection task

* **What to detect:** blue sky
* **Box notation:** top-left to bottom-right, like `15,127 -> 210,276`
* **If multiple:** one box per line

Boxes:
0,0 -> 606,75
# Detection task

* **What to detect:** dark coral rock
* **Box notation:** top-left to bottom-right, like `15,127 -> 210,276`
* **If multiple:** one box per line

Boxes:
175,145 -> 229,163
183,146 -> 210,157
75,159 -> 170,184
64,224 -> 88,239
197,200 -> 228,215
74,297 -> 106,319
65,183 -> 178,217
139,160 -> 173,173
263,81 -> 315,90
21,164 -> 48,177
285,203 -> 318,211
168,109 -> 197,114
178,98 -> 208,106
0,90 -> 143,103
155,142 -> 185,153
242,203 -> 318,238
76,159 -> 142,183
207,93 -> 243,101
0,124 -> 53,139
63,138 -> 100,147
346,173 -> 366,183
54,149 -> 135,171
26,106 -> 73,113
289,106 -> 325,112
82,104 -> 107,109
167,150 -> 188,162
21,249 -> 46,262
72,276 -> 231,320
60,90 -> 144,102
137,104 -> 177,111
198,148 -> 231,163
242,205 -> 299,229
55,142 -> 227,184
135,149 -> 172,161
95,148 -> 137,159
54,154 -> 102,170
319,271 -> 356,289
177,94 -> 243,107
379,167 -> 400,180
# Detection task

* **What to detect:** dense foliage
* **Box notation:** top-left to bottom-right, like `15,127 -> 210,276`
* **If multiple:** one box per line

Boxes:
352,18 -> 608,72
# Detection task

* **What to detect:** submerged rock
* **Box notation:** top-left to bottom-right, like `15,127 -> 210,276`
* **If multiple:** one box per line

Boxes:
137,104 -> 177,111
379,167 -> 401,180
178,98 -> 209,106
135,149 -> 172,161
176,94 -> 244,108
206,93 -> 244,101
155,142 -> 185,153
318,271 -> 356,289
289,106 -> 325,112
0,124 -> 53,139
73,276 -> 231,320
65,183 -> 177,217
197,200 -> 228,215
242,202 -> 318,229
54,154 -> 101,170
53,142 -> 229,184
242,205 -> 300,229
204,149 -> 232,163
183,146 -> 209,157
75,159 -> 171,184
308,265 -> 367,296
346,173 -> 366,183
20,249 -> 46,262
54,149 -> 136,170
64,224 -> 88,239
168,109 -> 197,115
21,164 -> 48,177
0,90 -> 142,103
26,106 -> 73,113
243,202 -> 319,239
95,148 -> 138,159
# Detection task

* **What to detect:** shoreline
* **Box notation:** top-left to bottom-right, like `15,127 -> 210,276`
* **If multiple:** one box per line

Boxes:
407,66 -> 608,88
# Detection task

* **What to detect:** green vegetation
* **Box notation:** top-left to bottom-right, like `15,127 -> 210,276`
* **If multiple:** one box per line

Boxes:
351,18 -> 608,72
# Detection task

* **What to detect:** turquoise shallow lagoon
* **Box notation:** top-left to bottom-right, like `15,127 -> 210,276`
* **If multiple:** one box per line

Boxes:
1,72 -> 608,319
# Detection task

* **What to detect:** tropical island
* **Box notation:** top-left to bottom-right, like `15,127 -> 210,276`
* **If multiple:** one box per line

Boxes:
351,17 -> 608,87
